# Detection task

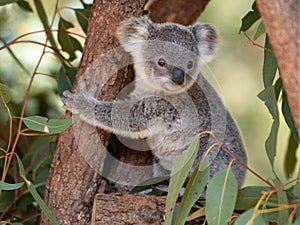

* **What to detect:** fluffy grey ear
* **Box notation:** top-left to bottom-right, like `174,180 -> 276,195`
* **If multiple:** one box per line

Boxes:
117,16 -> 153,54
189,23 -> 218,62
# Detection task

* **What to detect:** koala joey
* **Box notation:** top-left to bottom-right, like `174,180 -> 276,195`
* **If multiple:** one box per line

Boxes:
62,16 -> 247,187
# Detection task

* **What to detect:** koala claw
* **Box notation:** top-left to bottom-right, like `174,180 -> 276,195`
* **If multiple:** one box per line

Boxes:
61,90 -> 75,111
62,90 -> 74,99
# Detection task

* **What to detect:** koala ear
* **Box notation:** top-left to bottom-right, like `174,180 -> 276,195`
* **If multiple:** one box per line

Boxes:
117,16 -> 154,54
189,23 -> 218,62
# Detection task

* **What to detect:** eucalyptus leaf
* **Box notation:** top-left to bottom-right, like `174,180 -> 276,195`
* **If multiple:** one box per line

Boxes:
254,21 -> 265,40
258,86 -> 279,167
206,168 -> 238,225
284,132 -> 298,178
0,191 -> 14,211
23,115 -> 78,134
164,135 -> 200,225
236,186 -> 275,210
26,177 -> 59,225
234,208 -> 268,225
263,36 -> 278,88
75,8 -> 91,34
16,0 -> 32,12
292,182 -> 300,199
57,63 -> 76,96
274,179 -> 290,225
0,181 -> 24,190
175,158 -> 210,225
293,216 -> 300,225
16,156 -> 59,225
0,82 -> 10,103
282,89 -> 299,142
239,2 -> 260,33
129,175 -> 169,194
185,207 -> 205,222
58,17 -> 82,61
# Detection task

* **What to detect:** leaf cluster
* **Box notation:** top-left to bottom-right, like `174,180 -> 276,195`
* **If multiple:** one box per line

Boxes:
0,0 -> 91,224
161,2 -> 299,224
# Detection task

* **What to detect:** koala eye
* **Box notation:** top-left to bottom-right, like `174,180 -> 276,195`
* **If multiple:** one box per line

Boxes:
158,58 -> 166,67
187,60 -> 194,70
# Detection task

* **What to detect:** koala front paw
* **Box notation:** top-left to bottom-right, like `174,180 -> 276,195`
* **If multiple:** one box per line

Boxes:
61,81 -> 99,114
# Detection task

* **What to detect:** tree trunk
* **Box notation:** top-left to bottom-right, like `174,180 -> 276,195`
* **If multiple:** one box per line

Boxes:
256,0 -> 300,138
41,1 -> 210,224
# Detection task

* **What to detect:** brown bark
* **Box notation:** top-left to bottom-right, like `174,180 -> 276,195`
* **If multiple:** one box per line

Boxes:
256,0 -> 300,138
41,1 -> 210,224
92,194 -> 166,225
148,0 -> 210,25
41,1 -> 147,224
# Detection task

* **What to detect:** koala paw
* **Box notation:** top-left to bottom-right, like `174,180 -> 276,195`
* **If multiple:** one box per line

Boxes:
62,81 -> 99,114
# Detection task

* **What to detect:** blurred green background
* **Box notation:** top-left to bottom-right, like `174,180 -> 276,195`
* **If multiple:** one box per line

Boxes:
0,0 -> 299,188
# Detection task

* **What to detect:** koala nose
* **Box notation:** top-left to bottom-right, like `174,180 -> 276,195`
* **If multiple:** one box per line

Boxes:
171,67 -> 185,85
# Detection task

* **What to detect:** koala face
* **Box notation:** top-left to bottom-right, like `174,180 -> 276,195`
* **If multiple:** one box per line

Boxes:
117,17 -> 218,94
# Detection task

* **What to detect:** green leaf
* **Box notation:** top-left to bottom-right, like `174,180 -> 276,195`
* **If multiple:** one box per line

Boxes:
26,176 -> 59,225
282,89 -> 299,142
234,208 -> 268,225
206,168 -> 238,225
57,64 -> 76,96
284,132 -> 298,178
0,181 -> 24,190
164,135 -> 200,225
293,216 -> 300,225
0,82 -> 10,103
129,175 -> 169,194
263,36 -> 278,88
292,182 -> 300,199
16,0 -> 33,12
75,8 -> 91,34
185,207 -> 205,222
16,155 -> 26,176
16,156 -> 59,225
23,115 -> 78,134
0,191 -> 14,211
175,159 -> 210,225
254,21 -> 265,40
258,86 -> 280,167
58,17 -> 82,61
236,186 -> 275,210
239,2 -> 260,33
59,16 -> 73,30
274,179 -> 290,224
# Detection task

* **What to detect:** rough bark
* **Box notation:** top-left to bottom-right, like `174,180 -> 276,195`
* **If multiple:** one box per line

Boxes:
42,1 -> 210,225
148,0 -> 210,25
92,194 -> 166,225
256,0 -> 300,138
41,1 -> 147,224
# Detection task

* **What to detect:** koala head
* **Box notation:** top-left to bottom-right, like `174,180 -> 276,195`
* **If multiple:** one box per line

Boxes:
117,16 -> 218,94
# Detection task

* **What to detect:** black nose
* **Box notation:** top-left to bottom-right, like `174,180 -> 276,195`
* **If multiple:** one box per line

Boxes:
171,67 -> 185,85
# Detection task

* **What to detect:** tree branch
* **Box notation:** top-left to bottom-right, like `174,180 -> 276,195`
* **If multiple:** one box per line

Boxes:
149,0 -> 210,25
256,0 -> 300,138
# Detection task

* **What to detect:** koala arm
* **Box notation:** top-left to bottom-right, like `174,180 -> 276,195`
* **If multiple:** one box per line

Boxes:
62,82 -> 177,139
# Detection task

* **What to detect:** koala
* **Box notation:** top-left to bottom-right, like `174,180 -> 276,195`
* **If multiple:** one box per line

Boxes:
62,16 -> 248,187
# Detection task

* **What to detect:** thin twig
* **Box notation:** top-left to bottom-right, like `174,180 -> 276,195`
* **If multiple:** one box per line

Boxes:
243,32 -> 273,52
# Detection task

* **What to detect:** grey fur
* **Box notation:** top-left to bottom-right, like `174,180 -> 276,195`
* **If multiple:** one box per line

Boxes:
62,17 -> 247,187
